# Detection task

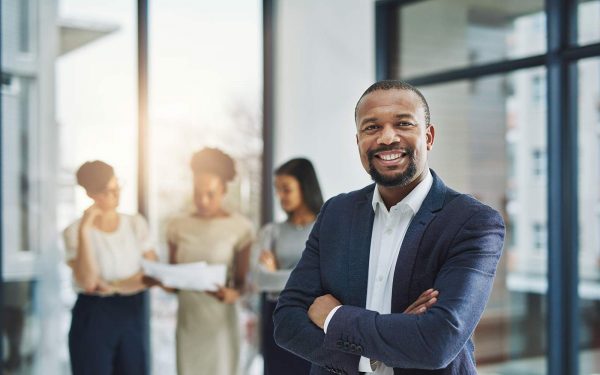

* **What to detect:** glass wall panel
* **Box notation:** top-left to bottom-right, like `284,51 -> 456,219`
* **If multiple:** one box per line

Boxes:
2,0 -> 59,372
57,0 -> 138,219
396,0 -> 545,78
578,0 -> 600,46
420,68 -> 548,374
56,0 -> 138,371
577,57 -> 600,375
148,1 -> 262,374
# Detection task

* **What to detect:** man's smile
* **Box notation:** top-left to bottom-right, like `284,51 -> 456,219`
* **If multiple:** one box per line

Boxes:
372,150 -> 409,168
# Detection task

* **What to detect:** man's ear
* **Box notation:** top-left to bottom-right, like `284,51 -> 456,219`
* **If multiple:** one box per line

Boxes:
426,124 -> 435,150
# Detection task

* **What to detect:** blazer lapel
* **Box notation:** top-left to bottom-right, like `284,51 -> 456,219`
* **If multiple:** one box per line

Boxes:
391,170 -> 446,312
346,186 -> 375,308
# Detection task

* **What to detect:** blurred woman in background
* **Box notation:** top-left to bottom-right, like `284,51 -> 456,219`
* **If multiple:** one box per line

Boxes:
63,160 -> 158,375
252,158 -> 323,375
167,148 -> 254,375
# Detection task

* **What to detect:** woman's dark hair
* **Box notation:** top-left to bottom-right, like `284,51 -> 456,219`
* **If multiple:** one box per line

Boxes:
275,158 -> 323,215
190,147 -> 236,183
76,160 -> 115,194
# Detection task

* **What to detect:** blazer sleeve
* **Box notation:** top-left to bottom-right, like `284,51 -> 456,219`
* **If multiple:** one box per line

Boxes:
323,205 -> 505,370
273,198 -> 361,374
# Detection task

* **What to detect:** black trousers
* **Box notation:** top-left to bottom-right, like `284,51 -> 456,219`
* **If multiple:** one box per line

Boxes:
69,292 -> 148,375
261,294 -> 312,375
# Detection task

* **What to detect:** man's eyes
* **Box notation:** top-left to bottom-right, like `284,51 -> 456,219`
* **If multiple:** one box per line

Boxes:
362,122 -> 415,132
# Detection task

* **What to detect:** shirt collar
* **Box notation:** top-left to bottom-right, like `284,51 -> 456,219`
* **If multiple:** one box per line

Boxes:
371,169 -> 433,215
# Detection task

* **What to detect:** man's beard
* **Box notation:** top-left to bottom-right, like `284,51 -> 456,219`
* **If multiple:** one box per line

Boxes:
367,146 -> 417,187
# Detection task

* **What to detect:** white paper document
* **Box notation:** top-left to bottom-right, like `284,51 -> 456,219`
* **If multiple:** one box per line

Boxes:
141,260 -> 227,292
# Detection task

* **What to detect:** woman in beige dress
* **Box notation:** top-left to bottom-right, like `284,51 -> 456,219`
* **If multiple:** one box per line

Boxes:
167,148 -> 254,375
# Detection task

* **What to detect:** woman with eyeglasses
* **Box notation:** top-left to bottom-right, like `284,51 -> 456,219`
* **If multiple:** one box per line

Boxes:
63,160 -> 158,375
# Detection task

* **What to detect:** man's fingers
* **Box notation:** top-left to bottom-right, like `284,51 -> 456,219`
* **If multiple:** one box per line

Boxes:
407,289 -> 436,308
405,290 -> 438,311
418,290 -> 438,302
404,291 -> 439,314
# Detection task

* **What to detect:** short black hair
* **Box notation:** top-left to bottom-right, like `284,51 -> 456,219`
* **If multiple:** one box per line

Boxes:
354,80 -> 431,125
190,148 -> 236,183
275,158 -> 324,216
76,160 -> 115,194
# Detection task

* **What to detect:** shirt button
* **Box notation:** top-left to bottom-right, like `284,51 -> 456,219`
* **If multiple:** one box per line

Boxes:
377,275 -> 384,282
385,228 -> 392,234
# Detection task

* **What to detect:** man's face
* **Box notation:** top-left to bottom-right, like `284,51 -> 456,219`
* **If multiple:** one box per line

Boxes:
355,89 -> 434,187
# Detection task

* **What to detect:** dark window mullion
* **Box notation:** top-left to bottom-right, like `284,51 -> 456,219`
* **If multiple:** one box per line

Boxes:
546,0 -> 579,375
375,2 -> 398,80
138,0 -> 149,217
401,41 -> 600,88
403,54 -> 546,87
563,42 -> 600,61
137,1 -> 151,373
0,0 -> 4,364
262,0 -> 276,225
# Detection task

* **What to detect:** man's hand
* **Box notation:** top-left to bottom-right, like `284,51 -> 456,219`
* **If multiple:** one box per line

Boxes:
404,289 -> 439,315
308,294 -> 341,329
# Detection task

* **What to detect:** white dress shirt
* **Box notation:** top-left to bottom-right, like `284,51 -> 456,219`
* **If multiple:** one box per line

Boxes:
324,170 -> 433,374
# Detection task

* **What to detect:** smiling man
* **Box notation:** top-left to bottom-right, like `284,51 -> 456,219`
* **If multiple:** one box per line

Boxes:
273,80 -> 505,375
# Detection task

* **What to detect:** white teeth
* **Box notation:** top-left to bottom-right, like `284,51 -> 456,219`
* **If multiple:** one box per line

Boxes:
380,153 -> 401,161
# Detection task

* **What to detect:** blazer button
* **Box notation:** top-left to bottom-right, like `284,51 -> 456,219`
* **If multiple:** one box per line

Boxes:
350,343 -> 357,352
343,342 -> 350,350
336,340 -> 343,349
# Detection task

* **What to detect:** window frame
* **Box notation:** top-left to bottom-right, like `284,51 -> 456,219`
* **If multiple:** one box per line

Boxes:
375,0 -> 600,374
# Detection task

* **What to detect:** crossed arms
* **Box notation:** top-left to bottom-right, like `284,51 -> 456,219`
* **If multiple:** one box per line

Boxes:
273,199 -> 504,373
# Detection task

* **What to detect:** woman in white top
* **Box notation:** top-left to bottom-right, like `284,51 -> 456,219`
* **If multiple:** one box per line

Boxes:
63,161 -> 158,375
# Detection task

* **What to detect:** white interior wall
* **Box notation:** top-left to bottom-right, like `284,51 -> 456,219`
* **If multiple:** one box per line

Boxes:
273,0 -> 376,218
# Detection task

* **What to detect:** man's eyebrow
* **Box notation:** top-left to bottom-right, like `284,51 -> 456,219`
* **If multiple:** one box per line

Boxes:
393,113 -> 417,121
359,117 -> 379,126
360,113 -> 417,126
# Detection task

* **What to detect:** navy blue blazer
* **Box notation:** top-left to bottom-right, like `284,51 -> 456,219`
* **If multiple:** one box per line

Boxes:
273,170 -> 505,375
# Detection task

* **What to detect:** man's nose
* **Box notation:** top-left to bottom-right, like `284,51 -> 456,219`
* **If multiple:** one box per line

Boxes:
377,125 -> 399,144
